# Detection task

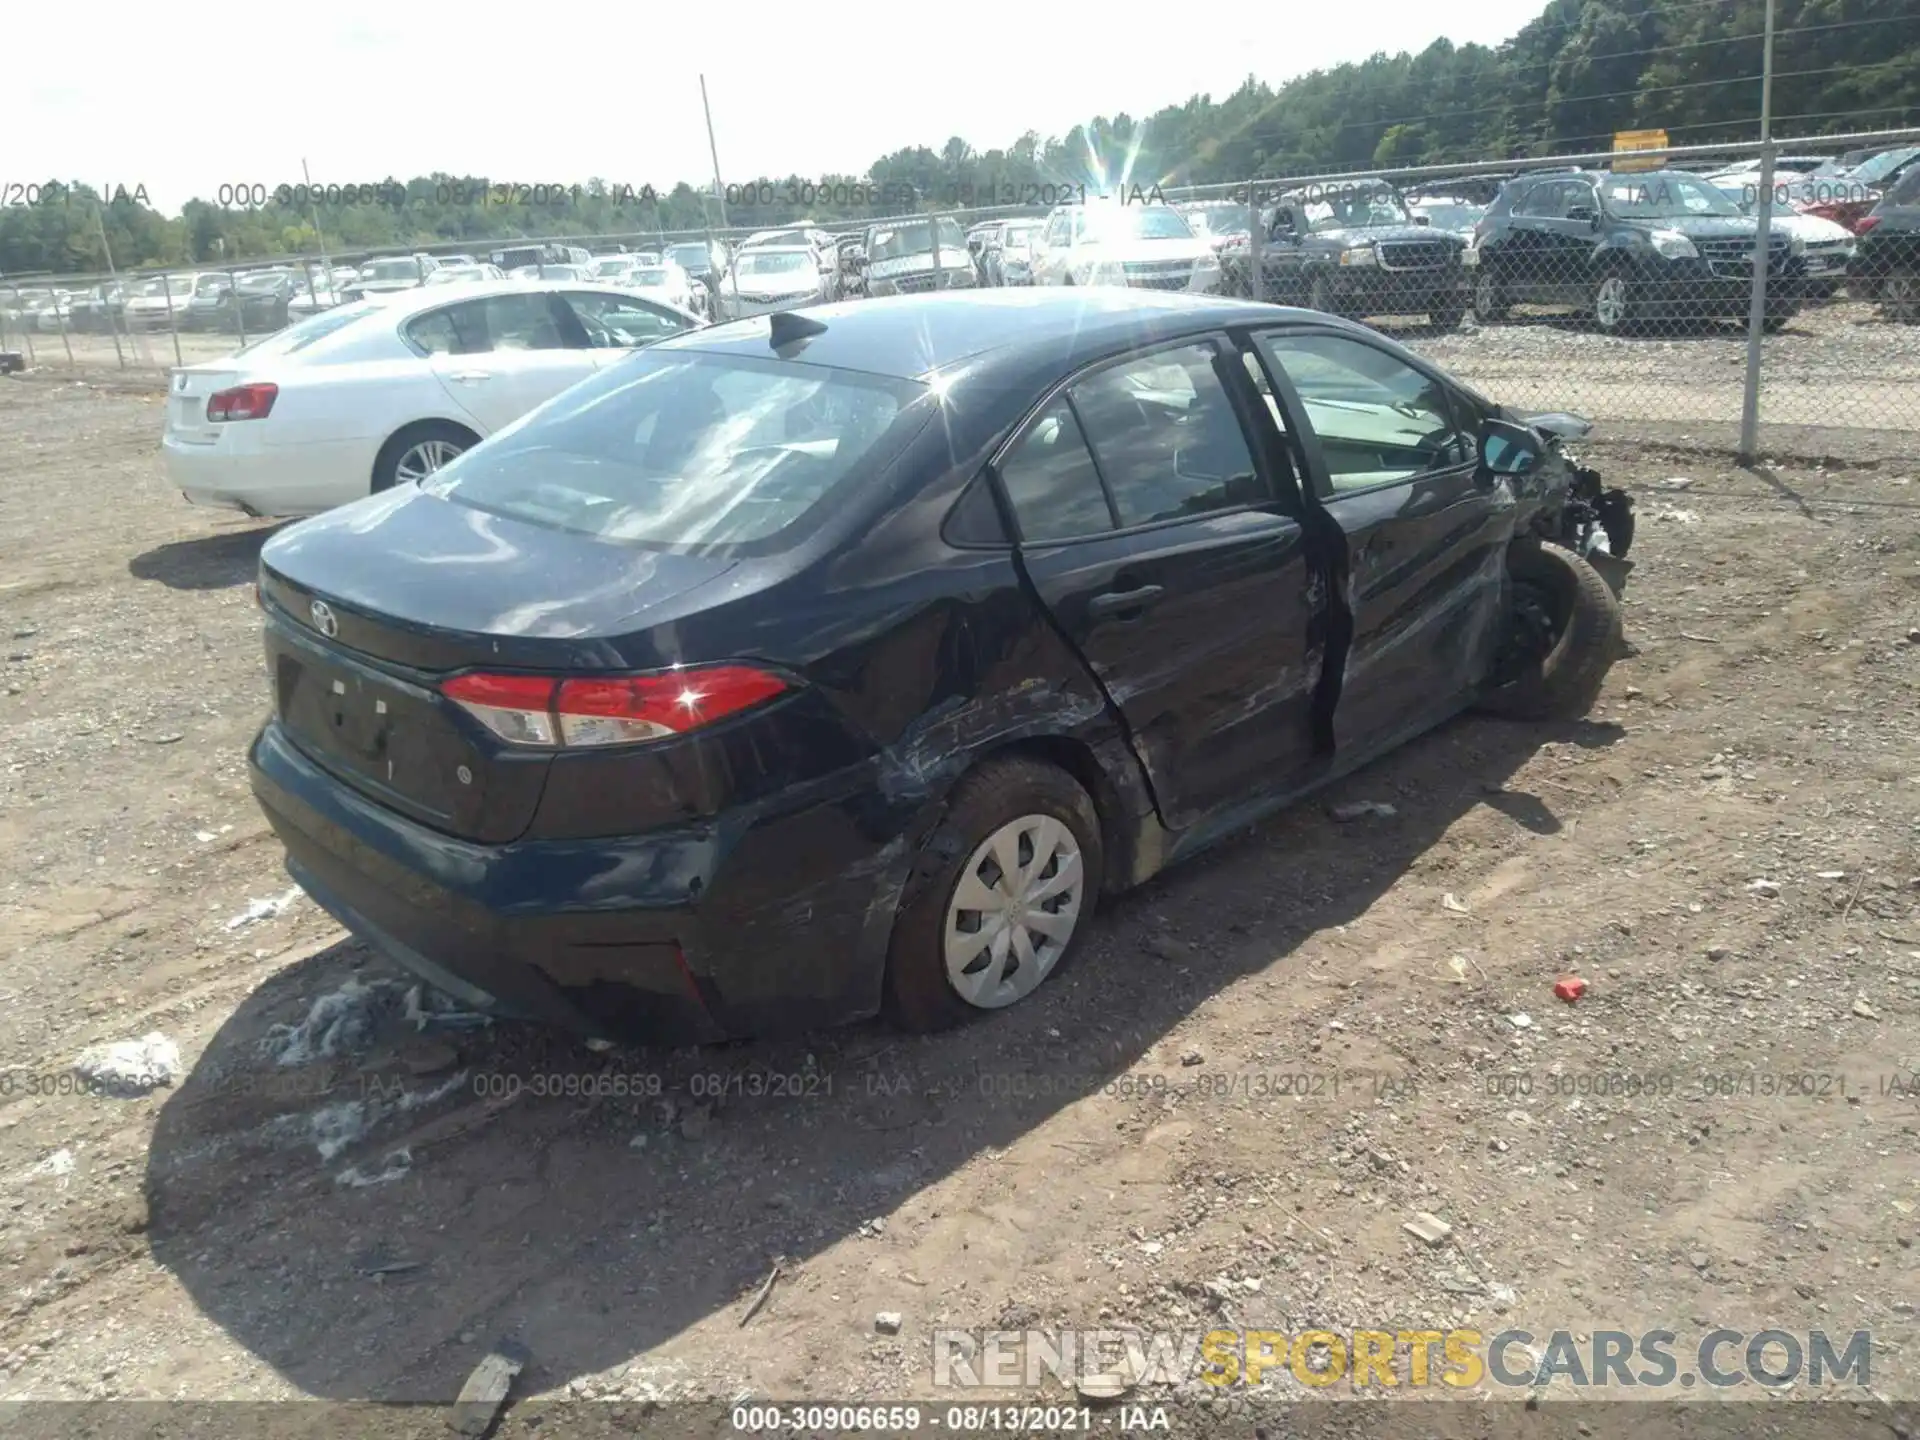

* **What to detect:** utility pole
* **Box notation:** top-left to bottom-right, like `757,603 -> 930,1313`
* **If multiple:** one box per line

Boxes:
1737,0 -> 1777,461
699,74 -> 736,316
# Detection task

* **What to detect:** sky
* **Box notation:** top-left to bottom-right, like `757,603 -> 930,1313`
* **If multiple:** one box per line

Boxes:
11,2 -> 1548,216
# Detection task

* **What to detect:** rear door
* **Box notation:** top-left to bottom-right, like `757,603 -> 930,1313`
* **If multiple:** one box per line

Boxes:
409,292 -> 601,432
1247,326 -> 1506,763
998,336 -> 1322,831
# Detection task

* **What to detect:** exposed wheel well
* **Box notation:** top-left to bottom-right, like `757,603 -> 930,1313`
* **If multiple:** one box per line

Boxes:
969,735 -> 1138,898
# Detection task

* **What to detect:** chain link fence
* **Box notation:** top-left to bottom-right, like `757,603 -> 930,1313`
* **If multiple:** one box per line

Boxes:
4,129 -> 1916,458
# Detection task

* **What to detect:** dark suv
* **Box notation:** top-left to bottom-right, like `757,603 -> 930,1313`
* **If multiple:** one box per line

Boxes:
1850,165 -> 1920,320
1467,168 -> 1804,333
1225,179 -> 1470,328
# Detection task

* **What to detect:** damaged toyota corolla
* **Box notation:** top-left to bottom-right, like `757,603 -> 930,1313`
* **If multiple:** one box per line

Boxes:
248,288 -> 1634,1043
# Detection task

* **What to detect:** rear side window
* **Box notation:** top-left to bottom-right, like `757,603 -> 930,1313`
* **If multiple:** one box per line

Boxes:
425,351 -> 921,551
405,300 -> 490,356
996,399 -> 1114,542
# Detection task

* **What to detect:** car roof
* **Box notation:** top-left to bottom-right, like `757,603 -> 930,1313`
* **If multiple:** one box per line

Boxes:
651,287 -> 1348,382
370,278 -> 656,318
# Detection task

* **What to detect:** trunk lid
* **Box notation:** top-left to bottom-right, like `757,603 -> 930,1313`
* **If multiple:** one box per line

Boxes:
166,362 -> 244,446
258,485 -> 739,841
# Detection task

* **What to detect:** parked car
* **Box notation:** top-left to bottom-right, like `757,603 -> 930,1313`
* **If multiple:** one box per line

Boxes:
161,280 -> 703,518
343,255 -> 438,300
242,288 -> 1634,1043
741,227 -> 834,254
73,282 -> 127,333
1226,180 -> 1469,326
619,260 -> 700,314
1406,196 -> 1490,237
587,255 -> 645,284
1467,168 -> 1803,333
719,245 -> 835,318
487,243 -> 591,273
1850,165 -> 1920,320
983,219 -> 1044,286
665,240 -> 729,290
861,216 -> 977,296
33,290 -> 80,332
1710,186 -> 1857,300
1799,146 -> 1920,234
122,274 -> 201,330
509,263 -> 591,282
286,269 -> 358,321
425,264 -> 508,286
190,270 -> 303,333
1177,201 -> 1256,253
1031,202 -> 1221,294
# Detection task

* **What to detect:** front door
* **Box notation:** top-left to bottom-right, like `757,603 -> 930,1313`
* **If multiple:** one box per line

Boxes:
1246,326 -> 1509,763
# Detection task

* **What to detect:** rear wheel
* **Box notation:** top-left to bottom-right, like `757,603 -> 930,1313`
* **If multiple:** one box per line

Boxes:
1476,538 -> 1622,722
883,757 -> 1104,1033
372,421 -> 478,494
1472,269 -> 1508,323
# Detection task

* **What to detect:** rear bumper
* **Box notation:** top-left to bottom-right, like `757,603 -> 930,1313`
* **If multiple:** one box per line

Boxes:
163,431 -> 380,517
248,718 -> 910,1043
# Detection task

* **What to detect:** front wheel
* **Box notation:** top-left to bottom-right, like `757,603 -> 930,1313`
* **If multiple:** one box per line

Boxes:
1476,538 -> 1622,722
882,757 -> 1105,1033
1308,273 -> 1341,317
1882,270 -> 1920,322
1430,300 -> 1466,330
1590,272 -> 1637,334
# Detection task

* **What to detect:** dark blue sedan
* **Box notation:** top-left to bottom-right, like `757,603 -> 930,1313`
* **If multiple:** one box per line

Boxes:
248,289 -> 1633,1042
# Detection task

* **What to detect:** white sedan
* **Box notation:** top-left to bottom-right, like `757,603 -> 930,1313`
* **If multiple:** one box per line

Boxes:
162,279 -> 703,518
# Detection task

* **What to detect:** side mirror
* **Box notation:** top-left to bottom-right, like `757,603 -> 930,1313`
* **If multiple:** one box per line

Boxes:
1478,418 -> 1544,477
1413,213 -> 1432,226
1567,204 -> 1600,228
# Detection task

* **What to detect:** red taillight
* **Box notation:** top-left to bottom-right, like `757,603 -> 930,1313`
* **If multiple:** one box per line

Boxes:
207,382 -> 278,422
440,664 -> 789,748
1856,215 -> 1881,234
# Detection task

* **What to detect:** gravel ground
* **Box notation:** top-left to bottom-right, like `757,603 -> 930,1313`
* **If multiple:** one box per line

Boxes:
1,371 -> 1918,1430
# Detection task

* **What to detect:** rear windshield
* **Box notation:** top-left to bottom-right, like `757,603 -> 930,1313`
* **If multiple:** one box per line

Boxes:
424,351 -> 924,551
233,300 -> 381,358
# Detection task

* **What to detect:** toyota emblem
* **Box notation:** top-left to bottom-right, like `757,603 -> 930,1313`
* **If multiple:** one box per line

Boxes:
309,600 -> 339,638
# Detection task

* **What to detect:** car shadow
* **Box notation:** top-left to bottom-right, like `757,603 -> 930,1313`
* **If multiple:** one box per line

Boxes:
145,709 -> 1614,1402
129,522 -> 285,591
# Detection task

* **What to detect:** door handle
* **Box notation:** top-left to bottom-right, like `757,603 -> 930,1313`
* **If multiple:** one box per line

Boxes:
1087,584 -> 1165,619
449,370 -> 493,384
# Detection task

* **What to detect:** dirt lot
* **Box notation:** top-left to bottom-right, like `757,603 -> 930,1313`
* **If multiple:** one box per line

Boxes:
2,368 -> 1919,1430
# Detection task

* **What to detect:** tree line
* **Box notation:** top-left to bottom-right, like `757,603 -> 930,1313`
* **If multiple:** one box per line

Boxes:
4,0 -> 1915,276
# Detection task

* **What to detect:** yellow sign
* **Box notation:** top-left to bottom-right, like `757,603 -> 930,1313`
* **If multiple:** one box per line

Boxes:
1612,128 -> 1669,172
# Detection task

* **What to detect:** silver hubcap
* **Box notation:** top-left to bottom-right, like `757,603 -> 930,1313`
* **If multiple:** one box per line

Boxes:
1887,275 -> 1919,314
943,815 -> 1085,1009
1594,277 -> 1628,327
395,438 -> 464,484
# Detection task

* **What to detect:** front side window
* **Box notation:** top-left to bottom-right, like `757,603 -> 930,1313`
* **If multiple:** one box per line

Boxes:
1068,342 -> 1260,526
1254,331 -> 1469,494
423,352 -> 920,550
558,291 -> 690,347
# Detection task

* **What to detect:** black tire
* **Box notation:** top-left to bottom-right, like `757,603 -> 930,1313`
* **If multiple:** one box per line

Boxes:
1590,272 -> 1639,334
371,420 -> 478,494
882,756 -> 1105,1034
1472,269 -> 1508,323
1476,538 -> 1622,722
1430,301 -> 1466,330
